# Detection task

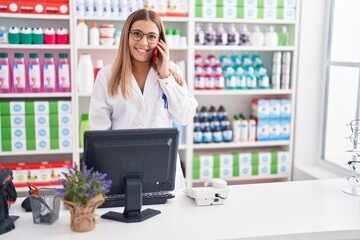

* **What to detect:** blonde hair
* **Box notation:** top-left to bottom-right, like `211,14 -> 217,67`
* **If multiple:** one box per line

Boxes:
108,9 -> 184,98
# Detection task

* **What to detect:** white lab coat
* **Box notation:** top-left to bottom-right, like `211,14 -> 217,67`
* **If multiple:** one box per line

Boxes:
89,62 -> 198,189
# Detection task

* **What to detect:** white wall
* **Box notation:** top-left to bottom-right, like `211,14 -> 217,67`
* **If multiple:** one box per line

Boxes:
293,0 -> 340,179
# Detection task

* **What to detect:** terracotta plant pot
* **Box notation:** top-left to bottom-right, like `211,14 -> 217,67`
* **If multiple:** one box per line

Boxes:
62,195 -> 104,232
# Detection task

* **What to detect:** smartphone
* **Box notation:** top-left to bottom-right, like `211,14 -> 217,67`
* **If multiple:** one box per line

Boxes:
152,47 -> 158,66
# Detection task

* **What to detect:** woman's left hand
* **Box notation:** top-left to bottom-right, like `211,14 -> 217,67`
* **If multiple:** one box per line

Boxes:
155,40 -> 170,79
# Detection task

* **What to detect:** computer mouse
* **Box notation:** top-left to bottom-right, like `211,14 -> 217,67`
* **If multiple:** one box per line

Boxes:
204,178 -> 227,188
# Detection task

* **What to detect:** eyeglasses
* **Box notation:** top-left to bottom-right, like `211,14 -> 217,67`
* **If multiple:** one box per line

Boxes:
346,175 -> 360,187
129,30 -> 159,44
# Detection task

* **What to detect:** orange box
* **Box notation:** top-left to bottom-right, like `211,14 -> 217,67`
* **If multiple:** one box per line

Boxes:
19,0 -> 45,14
0,1 -> 21,13
44,0 -> 69,15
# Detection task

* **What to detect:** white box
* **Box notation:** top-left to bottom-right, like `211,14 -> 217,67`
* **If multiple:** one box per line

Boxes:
269,119 -> 280,140
283,7 -> 296,20
223,6 -> 237,18
220,154 -> 233,167
200,168 -> 213,179
12,127 -> 26,140
145,0 -> 167,14
269,99 -> 281,120
278,151 -> 290,164
264,0 -> 277,8
35,115 -> 49,127
59,138 -> 72,150
240,165 -> 252,176
11,115 -> 25,127
263,7 -> 277,20
12,139 -> 26,151
244,0 -> 257,7
281,0 -> 296,8
10,101 -> 25,115
239,153 -> 252,166
199,6 -> 217,18
222,0 -> 237,7
34,101 -> 49,114
58,114 -> 72,126
257,119 -> 269,141
258,152 -> 272,166
220,166 -> 233,178
278,163 -> 289,174
258,165 -> 271,175
280,118 -> 290,140
200,155 -> 214,168
36,139 -> 50,150
59,126 -> 72,138
244,7 -> 257,19
36,127 -> 50,139
280,99 -> 291,119
197,0 -> 217,6
58,101 -> 72,114
253,99 -> 270,119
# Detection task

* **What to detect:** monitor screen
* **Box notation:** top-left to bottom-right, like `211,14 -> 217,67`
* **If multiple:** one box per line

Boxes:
83,128 -> 179,223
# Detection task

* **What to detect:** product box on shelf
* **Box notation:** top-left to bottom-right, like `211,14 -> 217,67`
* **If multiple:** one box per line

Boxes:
0,0 -> 69,15
50,160 -> 72,185
0,1 -> 21,13
168,0 -> 188,17
145,0 -> 167,16
3,162 -> 28,187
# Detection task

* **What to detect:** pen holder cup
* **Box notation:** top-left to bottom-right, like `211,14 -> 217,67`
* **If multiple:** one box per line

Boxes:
29,190 -> 60,225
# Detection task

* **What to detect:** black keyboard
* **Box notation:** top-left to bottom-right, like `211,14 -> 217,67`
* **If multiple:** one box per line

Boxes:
99,192 -> 175,208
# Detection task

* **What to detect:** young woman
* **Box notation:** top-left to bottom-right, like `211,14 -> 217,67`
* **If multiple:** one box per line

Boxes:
89,9 -> 198,188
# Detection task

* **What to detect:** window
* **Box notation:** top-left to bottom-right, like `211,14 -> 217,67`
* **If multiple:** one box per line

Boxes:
323,0 -> 360,169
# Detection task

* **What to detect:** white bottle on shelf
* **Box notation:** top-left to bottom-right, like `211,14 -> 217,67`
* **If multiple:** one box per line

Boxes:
76,20 -> 88,46
195,24 -> 205,45
227,23 -> 239,46
216,24 -> 227,45
89,22 -> 100,46
249,25 -> 264,47
77,54 -> 94,94
264,26 -> 278,47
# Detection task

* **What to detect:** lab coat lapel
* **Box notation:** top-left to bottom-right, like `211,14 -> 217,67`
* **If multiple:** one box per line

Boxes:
130,74 -> 144,101
143,67 -> 159,98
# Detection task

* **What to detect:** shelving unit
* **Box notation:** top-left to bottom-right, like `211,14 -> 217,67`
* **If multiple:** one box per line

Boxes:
0,0 -> 300,189
0,9 -> 76,191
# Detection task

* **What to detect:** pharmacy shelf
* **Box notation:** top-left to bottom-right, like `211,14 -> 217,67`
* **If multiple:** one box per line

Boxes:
76,45 -> 188,50
0,150 -> 73,157
194,89 -> 292,96
191,175 -> 289,185
0,44 -> 71,49
0,13 -> 70,20
0,93 -> 72,98
193,141 -> 290,150
75,16 -> 189,22
194,18 -> 296,24
194,45 -> 295,51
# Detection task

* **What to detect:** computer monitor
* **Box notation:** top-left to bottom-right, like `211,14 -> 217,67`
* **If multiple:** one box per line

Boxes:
83,128 -> 179,223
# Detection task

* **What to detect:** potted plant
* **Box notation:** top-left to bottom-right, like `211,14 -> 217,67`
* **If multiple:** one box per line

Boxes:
57,162 -> 111,232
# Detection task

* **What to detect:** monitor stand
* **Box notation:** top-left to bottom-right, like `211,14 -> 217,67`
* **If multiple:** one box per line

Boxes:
101,177 -> 161,223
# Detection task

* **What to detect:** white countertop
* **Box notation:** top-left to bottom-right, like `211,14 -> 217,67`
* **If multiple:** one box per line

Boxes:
2,178 -> 360,240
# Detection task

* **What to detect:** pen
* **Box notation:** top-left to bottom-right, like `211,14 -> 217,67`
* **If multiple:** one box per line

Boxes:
162,94 -> 168,109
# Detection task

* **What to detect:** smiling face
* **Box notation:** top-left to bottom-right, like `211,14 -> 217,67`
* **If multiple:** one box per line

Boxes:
129,20 -> 159,64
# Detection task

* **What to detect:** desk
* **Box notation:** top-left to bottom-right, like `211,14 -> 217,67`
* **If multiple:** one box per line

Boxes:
2,178 -> 360,240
